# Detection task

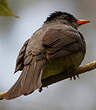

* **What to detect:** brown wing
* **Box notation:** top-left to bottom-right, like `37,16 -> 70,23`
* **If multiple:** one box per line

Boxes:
0,34 -> 46,99
2,55 -> 45,99
43,28 -> 85,60
14,39 -> 30,73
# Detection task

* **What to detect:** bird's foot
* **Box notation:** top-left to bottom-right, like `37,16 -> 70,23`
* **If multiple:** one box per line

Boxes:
67,66 -> 80,80
39,86 -> 43,92
69,74 -> 80,80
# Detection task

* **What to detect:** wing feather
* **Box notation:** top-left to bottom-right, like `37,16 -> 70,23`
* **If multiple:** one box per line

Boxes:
43,28 -> 84,60
14,39 -> 30,73
0,55 -> 45,99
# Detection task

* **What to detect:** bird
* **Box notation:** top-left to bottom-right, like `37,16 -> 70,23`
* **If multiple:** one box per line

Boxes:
0,11 -> 90,100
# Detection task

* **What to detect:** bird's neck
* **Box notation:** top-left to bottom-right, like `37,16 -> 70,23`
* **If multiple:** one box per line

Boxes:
43,20 -> 78,29
43,19 -> 67,26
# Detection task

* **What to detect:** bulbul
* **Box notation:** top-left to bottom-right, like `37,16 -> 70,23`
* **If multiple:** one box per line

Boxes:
0,11 -> 90,100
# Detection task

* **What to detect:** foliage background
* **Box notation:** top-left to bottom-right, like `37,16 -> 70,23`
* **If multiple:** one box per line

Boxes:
0,0 -> 96,110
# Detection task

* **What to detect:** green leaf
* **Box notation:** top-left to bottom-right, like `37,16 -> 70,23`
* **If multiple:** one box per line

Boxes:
0,0 -> 19,18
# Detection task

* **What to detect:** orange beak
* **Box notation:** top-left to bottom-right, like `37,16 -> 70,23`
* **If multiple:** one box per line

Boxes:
77,19 -> 90,25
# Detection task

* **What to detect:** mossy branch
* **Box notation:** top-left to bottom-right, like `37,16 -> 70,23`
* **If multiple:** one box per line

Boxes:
42,61 -> 96,87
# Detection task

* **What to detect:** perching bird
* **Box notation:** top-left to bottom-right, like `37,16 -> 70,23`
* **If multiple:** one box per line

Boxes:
0,11 -> 90,100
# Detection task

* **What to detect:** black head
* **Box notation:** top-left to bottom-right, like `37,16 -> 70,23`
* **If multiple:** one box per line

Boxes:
44,11 -> 90,29
44,11 -> 78,28
45,11 -> 77,23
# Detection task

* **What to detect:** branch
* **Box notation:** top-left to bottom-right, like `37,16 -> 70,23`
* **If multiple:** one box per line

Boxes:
42,60 -> 96,87
0,60 -> 96,100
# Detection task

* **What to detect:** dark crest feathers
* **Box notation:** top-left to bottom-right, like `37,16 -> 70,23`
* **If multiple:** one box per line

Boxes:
44,11 -> 77,23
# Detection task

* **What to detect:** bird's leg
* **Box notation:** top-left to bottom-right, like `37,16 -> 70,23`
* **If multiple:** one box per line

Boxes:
39,86 -> 43,92
76,74 -> 80,79
67,66 -> 80,80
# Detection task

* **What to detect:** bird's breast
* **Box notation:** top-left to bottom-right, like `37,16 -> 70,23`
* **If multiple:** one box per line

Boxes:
42,51 -> 85,79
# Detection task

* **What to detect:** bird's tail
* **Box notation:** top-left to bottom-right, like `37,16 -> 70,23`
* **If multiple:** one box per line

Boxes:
0,56 -> 45,100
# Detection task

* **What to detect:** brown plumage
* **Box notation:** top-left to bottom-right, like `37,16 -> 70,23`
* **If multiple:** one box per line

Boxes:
0,11 -> 89,100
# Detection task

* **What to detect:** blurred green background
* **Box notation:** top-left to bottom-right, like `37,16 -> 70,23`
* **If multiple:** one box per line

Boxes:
0,0 -> 96,110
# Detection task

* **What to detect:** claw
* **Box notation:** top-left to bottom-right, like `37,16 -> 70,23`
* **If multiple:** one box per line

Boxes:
77,74 -> 80,79
39,86 -> 43,92
73,76 -> 76,80
67,66 -> 80,80
70,74 -> 80,80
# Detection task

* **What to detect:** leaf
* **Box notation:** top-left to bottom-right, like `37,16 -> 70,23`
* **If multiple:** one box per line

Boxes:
0,0 -> 19,18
